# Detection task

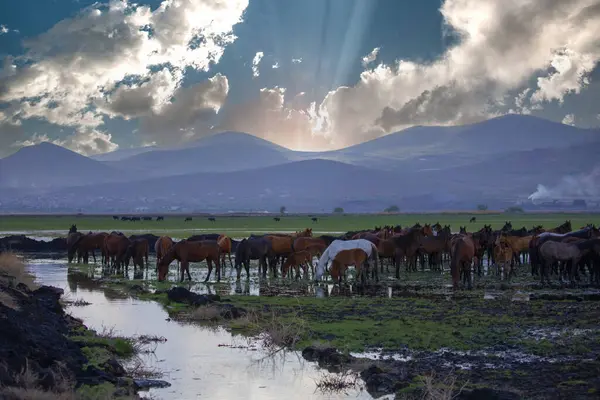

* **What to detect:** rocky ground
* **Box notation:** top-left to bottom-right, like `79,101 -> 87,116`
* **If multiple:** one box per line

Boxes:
0,253 -> 167,399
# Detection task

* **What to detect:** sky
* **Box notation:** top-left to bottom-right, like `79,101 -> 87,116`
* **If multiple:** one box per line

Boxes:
0,0 -> 599,157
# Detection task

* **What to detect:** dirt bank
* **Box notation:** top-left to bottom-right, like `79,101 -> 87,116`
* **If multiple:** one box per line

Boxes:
0,253 -> 154,399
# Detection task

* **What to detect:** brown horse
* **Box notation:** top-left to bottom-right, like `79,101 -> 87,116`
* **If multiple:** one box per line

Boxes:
217,234 -> 233,269
157,240 -> 221,283
282,250 -> 312,279
538,238 -> 600,284
417,228 -> 452,272
104,233 -> 130,270
125,239 -> 149,270
390,227 -> 427,277
450,234 -> 477,290
154,236 -> 174,271
329,248 -> 368,284
494,236 -> 515,281
70,232 -> 109,264
497,232 -> 532,265
265,228 -> 313,274
67,231 -> 85,263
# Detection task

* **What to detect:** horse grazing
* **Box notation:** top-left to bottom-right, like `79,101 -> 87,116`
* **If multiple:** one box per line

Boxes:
125,239 -> 149,270
329,249 -> 369,284
450,235 -> 477,290
315,239 -> 379,282
208,217 -> 216,222
538,238 -> 600,284
157,240 -> 221,282
282,250 -> 312,279
217,234 -> 234,269
470,217 -> 477,223
67,231 -> 84,263
234,237 -> 272,280
154,236 -> 174,271
264,228 -> 313,275
185,217 -> 192,222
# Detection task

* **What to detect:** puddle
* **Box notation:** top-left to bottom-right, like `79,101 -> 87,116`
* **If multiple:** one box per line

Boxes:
27,259 -> 372,400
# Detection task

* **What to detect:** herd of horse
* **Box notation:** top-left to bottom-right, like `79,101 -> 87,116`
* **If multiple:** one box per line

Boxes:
64,220 -> 600,289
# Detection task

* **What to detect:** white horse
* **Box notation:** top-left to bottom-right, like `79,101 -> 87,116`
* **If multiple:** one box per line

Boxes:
315,239 -> 379,281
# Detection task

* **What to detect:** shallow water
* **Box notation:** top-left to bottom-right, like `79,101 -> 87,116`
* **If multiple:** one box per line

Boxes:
27,258 -> 372,400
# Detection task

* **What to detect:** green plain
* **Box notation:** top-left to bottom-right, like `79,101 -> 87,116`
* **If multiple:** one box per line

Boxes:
1,213 -> 598,237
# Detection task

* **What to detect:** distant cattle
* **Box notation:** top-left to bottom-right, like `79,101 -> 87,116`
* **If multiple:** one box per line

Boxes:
156,216 -> 164,221
112,216 -> 119,220
185,217 -> 193,222
311,217 -> 318,223
470,217 -> 477,223
121,216 -> 130,221
274,217 -> 281,222
131,216 -> 141,222
142,216 -> 152,221
208,217 -> 216,222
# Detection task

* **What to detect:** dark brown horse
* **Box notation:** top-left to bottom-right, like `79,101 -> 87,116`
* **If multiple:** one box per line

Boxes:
69,232 -> 109,264
390,227 -> 427,277
450,234 -> 477,290
217,234 -> 234,269
234,237 -> 272,280
158,240 -> 221,282
282,250 -> 312,279
125,239 -> 149,270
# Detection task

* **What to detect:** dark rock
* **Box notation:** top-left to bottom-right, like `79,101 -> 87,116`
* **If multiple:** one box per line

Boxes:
132,379 -> 172,389
166,287 -> 219,307
219,303 -> 247,319
360,363 -> 411,398
301,346 -> 353,369
458,388 -> 522,400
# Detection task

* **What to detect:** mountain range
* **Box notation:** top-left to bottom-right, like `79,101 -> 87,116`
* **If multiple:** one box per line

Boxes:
1,114 -> 599,213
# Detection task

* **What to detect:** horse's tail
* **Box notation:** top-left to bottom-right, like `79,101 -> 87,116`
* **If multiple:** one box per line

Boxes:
450,239 -> 462,289
371,243 -> 380,280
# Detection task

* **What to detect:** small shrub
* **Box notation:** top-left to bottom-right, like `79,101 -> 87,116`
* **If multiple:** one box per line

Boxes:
0,252 -> 38,289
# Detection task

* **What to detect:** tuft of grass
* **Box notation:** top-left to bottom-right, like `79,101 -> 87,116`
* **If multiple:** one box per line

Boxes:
260,310 -> 307,351
0,252 -> 38,289
0,291 -> 19,310
314,369 -> 361,394
420,370 -> 467,400
189,305 -> 223,321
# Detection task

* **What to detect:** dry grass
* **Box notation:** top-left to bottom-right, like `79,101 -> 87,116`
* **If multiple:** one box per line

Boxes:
0,252 -> 38,289
419,370 -> 467,400
314,369 -> 361,394
0,290 -> 19,310
0,359 -> 77,400
189,305 -> 222,321
260,310 -> 307,351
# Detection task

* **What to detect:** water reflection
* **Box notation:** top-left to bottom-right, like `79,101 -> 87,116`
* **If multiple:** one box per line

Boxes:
27,258 -> 372,400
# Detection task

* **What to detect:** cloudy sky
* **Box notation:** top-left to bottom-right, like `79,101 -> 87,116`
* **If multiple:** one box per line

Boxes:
0,0 -> 599,157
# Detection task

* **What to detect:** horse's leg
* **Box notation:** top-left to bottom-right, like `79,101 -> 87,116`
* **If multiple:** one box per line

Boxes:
205,260 -> 213,282
216,258 -> 221,282
228,252 -> 233,270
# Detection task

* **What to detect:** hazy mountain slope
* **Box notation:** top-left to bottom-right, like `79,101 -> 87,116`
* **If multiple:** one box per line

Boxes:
107,131 -> 294,176
91,146 -> 157,162
0,142 -> 126,189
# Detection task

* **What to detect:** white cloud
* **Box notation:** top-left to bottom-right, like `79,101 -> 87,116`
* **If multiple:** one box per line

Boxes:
0,0 -> 248,153
306,0 -> 600,146
252,51 -> 264,77
361,47 -> 380,68
562,113 -> 575,126
292,58 -> 302,64
11,129 -> 118,156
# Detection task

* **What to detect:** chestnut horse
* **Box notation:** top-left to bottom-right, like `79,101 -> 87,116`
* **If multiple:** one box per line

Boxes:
265,228 -> 313,275
217,234 -> 233,269
282,250 -> 312,279
158,240 -> 221,282
104,233 -> 130,270
329,248 -> 369,284
154,236 -> 174,272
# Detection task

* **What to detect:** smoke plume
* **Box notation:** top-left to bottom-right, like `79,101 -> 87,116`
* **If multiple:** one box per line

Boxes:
528,166 -> 600,203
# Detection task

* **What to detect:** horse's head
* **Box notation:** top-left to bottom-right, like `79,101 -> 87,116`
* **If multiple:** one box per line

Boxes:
423,223 -> 434,237
502,221 -> 512,232
459,226 -> 467,234
412,222 -> 422,229
69,224 -> 77,234
563,220 -> 572,233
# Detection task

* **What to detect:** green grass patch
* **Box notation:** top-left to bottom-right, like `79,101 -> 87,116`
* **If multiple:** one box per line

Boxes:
1,213 -> 598,237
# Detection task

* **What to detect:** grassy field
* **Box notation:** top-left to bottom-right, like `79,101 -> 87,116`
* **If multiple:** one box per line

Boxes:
1,213 -> 598,237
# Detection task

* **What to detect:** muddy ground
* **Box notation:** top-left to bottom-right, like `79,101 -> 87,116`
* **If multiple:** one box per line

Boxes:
54,253 -> 600,400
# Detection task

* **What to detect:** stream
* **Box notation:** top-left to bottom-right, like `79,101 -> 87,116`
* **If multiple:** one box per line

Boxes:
26,257 -> 374,400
